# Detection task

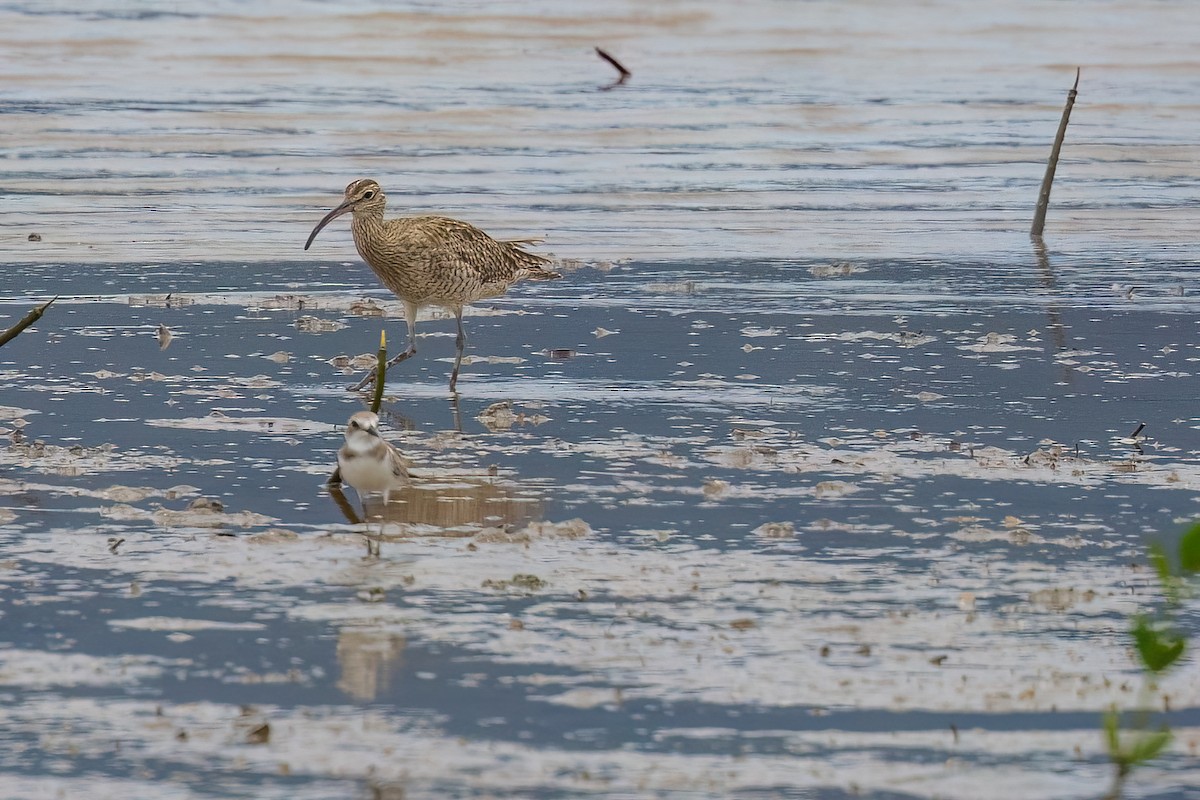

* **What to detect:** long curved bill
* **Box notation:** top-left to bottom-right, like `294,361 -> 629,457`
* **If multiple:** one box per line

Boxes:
304,199 -> 355,251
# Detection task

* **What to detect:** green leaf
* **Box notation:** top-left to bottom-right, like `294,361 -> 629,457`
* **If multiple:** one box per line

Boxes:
1180,521 -> 1200,574
1127,729 -> 1172,765
1132,616 -> 1186,673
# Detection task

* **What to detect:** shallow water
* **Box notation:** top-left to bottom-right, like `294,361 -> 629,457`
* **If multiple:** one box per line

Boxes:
3,2 -> 1200,799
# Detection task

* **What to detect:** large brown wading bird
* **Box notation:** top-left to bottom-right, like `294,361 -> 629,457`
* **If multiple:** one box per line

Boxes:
304,179 -> 561,393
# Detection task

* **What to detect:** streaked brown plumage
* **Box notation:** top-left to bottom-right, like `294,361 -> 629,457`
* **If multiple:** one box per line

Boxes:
304,178 -> 561,392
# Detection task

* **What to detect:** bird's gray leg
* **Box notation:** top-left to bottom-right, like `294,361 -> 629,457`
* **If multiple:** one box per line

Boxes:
449,306 -> 466,394
349,301 -> 419,392
385,301 -> 419,368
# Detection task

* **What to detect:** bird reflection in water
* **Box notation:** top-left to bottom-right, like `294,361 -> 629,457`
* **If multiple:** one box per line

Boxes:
336,627 -> 406,702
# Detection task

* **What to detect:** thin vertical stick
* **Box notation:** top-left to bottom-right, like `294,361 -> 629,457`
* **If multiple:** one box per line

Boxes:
1031,68 -> 1081,238
370,329 -> 386,414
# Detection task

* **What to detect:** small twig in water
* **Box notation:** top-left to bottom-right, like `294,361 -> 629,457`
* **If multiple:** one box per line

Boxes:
1031,68 -> 1081,239
595,47 -> 631,89
0,296 -> 58,349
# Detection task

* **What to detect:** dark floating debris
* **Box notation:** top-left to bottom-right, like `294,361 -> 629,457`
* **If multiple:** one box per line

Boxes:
189,497 -> 225,513
595,46 -> 631,90
245,722 -> 271,745
27,233 -> 41,242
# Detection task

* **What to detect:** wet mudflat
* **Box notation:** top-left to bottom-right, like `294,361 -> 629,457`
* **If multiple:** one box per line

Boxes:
3,2 -> 1200,799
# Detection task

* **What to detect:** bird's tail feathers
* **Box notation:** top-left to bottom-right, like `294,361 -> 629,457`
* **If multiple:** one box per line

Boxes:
525,266 -> 563,280
504,236 -> 561,279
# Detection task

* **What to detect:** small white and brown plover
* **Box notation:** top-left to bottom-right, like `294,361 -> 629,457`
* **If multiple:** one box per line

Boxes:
336,411 -> 409,503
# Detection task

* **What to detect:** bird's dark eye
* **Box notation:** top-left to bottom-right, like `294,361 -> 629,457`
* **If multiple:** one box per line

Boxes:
349,420 -> 359,428
362,190 -> 375,199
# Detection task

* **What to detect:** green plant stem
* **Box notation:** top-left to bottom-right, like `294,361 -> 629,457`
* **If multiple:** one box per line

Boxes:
1104,521 -> 1200,797
370,333 -> 386,413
